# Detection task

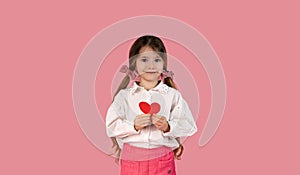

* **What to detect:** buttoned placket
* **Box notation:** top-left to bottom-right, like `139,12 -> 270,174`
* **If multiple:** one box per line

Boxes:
141,89 -> 152,145
145,90 -> 151,102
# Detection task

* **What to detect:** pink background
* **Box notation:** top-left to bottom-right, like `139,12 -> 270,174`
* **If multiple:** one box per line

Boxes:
1,0 -> 299,174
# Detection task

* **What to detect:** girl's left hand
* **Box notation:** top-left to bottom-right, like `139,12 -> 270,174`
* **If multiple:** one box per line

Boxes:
151,114 -> 170,133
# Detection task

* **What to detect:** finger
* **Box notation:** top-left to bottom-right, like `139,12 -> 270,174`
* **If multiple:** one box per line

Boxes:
151,117 -> 160,124
142,120 -> 152,126
135,122 -> 151,130
136,116 -> 150,121
174,152 -> 182,160
153,119 -> 167,127
135,122 -> 149,128
135,116 -> 150,120
153,123 -> 164,130
153,122 -> 162,128
177,145 -> 183,156
141,114 -> 152,117
151,115 -> 160,121
151,114 -> 161,119
142,115 -> 152,121
152,119 -> 163,126
136,116 -> 151,121
176,150 -> 182,157
152,115 -> 164,122
153,119 -> 165,125
175,156 -> 181,160
136,114 -> 151,120
152,116 -> 167,124
152,122 -> 161,128
136,120 -> 151,126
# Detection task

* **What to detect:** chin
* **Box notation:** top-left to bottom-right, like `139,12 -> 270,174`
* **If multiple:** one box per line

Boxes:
141,76 -> 160,82
145,78 -> 159,82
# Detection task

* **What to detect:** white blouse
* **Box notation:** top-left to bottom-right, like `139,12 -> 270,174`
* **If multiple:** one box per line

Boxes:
106,81 -> 197,149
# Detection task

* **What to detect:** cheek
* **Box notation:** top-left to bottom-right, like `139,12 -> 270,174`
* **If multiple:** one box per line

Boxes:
135,62 -> 146,74
156,62 -> 164,71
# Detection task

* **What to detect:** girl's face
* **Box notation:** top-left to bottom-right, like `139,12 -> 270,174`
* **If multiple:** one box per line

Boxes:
135,46 -> 164,82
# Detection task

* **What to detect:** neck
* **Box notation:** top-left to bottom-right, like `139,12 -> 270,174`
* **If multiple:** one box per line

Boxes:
139,80 -> 159,90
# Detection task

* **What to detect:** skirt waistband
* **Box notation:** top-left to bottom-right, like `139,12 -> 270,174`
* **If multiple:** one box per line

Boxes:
121,143 -> 173,161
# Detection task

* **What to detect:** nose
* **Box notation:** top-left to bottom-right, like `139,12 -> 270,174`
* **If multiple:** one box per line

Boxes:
147,60 -> 155,69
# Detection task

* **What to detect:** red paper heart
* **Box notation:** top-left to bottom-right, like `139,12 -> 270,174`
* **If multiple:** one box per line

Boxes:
139,102 -> 151,114
139,102 -> 161,114
150,102 -> 160,114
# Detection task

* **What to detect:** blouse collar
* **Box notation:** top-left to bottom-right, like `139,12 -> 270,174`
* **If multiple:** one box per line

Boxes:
129,80 -> 169,94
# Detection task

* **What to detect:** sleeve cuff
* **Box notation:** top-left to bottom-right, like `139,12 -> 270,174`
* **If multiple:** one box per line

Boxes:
126,121 -> 141,134
162,121 -> 176,138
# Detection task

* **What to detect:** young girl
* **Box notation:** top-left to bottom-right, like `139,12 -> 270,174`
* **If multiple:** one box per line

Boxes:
106,35 -> 197,175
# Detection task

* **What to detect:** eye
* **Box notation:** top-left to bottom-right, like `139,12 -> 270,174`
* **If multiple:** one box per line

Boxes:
141,58 -> 148,62
155,58 -> 162,62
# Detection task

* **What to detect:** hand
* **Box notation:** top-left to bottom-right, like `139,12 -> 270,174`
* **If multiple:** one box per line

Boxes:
173,144 -> 184,160
134,114 -> 152,131
152,114 -> 170,132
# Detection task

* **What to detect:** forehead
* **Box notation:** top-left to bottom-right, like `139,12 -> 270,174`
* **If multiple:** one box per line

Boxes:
138,46 -> 161,58
139,46 -> 156,53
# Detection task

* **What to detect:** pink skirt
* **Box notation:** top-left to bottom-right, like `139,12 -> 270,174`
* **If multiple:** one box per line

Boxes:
120,144 -> 176,175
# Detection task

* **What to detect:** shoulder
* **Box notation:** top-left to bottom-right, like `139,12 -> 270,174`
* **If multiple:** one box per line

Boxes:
167,86 -> 182,98
113,89 -> 129,100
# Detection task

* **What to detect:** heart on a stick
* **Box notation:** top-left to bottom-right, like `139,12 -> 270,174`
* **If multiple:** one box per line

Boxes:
139,102 -> 161,114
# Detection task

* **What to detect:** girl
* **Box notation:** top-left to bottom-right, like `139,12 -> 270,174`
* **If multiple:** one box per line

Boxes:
106,35 -> 197,175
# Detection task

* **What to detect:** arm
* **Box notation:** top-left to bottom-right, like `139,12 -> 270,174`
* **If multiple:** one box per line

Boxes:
106,91 -> 140,138
162,91 -> 197,138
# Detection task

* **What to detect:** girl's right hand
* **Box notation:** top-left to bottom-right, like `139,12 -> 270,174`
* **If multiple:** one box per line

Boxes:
134,114 -> 152,131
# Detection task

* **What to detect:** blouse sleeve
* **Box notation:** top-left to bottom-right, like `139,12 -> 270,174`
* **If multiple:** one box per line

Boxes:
106,90 -> 140,138
162,91 -> 197,138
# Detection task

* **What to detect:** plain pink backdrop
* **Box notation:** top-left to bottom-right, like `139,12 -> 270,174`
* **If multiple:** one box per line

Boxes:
1,0 -> 299,174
